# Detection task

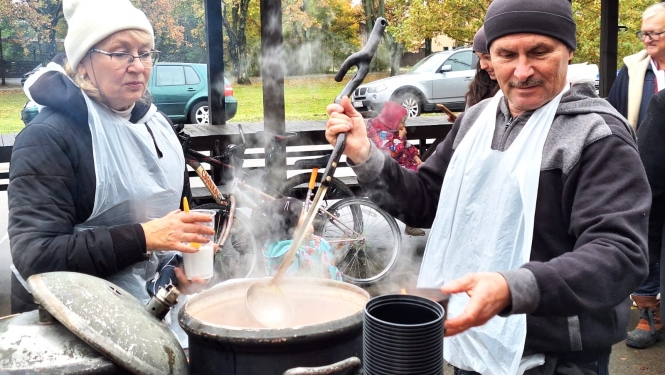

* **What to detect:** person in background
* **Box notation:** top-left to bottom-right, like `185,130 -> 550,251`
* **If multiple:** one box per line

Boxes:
366,101 -> 425,236
466,26 -> 499,108
608,3 -> 665,129
254,197 -> 343,281
631,89 -> 665,349
326,0 -> 649,373
9,0 -> 213,315
607,2 -> 665,349
445,26 -> 499,122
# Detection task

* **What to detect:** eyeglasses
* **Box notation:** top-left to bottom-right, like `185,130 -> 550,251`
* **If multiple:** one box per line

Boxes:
89,49 -> 160,67
636,30 -> 665,41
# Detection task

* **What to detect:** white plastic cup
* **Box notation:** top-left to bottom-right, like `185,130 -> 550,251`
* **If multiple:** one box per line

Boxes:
182,209 -> 216,280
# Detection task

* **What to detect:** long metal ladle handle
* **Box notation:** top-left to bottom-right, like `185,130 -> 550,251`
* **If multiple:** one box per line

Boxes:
334,17 -> 388,102
270,18 -> 387,284
270,135 -> 346,283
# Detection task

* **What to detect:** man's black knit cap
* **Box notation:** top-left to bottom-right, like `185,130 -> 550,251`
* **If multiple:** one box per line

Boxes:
484,0 -> 576,51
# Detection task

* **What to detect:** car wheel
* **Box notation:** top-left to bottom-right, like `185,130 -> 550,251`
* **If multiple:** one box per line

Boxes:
396,93 -> 421,117
189,102 -> 209,124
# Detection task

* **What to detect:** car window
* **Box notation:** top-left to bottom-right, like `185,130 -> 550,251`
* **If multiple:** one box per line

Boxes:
445,51 -> 473,72
407,53 -> 450,74
184,66 -> 201,85
156,66 -> 186,86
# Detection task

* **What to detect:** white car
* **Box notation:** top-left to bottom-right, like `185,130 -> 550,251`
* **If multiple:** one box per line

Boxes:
352,47 -> 477,117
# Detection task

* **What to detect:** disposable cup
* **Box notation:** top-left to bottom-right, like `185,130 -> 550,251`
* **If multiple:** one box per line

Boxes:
182,209 -> 216,279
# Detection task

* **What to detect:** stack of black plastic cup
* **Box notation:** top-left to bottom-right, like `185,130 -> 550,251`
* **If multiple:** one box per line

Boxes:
363,294 -> 444,375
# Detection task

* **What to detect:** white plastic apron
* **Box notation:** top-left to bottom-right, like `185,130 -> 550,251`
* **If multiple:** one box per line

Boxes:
417,86 -> 568,375
75,93 -> 184,303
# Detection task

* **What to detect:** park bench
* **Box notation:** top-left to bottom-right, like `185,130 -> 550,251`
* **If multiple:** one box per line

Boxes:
0,118 -> 452,198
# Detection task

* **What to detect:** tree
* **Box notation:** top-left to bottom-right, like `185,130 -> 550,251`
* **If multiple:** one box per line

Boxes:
391,0 -> 488,51
2,0 -> 64,63
223,0 -> 253,84
135,0 -> 185,61
281,0 -> 359,75
361,0 -> 406,76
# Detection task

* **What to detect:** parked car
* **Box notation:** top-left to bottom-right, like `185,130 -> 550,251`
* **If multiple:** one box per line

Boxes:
352,47 -> 477,117
20,63 -> 43,86
149,62 -> 237,124
21,62 -> 238,125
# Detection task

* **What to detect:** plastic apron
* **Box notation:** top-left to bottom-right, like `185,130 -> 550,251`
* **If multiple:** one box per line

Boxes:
75,94 -> 185,337
417,86 -> 568,375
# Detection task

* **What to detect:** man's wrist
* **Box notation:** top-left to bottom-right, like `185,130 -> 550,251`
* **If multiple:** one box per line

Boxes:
349,138 -> 372,165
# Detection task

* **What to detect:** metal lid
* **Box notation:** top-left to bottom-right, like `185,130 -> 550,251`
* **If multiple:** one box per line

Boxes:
27,272 -> 188,375
0,310 -> 118,374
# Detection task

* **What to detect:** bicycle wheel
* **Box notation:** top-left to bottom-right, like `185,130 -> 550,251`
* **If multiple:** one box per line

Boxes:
319,198 -> 401,285
277,173 -> 354,208
194,203 -> 258,284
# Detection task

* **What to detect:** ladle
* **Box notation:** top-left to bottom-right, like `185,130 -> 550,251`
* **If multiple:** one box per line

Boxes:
246,17 -> 388,328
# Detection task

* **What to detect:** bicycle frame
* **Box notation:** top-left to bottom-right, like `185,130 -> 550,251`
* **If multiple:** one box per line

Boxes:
178,125 -> 369,255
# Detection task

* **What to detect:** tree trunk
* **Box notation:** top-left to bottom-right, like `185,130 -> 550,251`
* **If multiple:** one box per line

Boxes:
1,29 -> 5,86
223,0 -> 252,85
388,38 -> 404,77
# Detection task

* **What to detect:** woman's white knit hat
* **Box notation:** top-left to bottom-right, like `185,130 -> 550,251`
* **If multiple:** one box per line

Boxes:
64,0 -> 154,69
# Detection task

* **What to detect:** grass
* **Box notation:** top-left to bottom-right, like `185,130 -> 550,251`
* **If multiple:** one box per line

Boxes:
0,89 -> 29,134
0,72 -> 390,134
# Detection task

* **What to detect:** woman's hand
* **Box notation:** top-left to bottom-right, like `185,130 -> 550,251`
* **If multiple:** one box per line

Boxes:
326,96 -> 371,164
141,210 -> 216,253
173,266 -> 209,295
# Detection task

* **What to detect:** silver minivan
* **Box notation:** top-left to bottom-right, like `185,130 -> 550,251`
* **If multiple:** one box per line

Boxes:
352,47 -> 477,117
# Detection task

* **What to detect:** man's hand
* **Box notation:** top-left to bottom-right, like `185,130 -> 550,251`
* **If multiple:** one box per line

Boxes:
440,272 -> 512,336
326,96 -> 371,164
141,210 -> 216,253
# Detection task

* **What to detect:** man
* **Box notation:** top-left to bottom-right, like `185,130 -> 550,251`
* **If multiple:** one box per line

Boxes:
607,2 -> 665,350
608,3 -> 665,129
326,0 -> 649,374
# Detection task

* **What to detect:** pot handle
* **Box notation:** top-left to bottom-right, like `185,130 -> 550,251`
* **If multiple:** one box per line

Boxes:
282,356 -> 361,375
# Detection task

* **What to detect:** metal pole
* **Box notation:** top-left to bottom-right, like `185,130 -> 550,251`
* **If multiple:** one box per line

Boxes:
260,0 -> 287,184
204,0 -> 226,125
599,0 -> 619,97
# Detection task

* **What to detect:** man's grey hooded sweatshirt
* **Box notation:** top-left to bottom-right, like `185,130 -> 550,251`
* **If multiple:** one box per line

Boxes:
353,84 -> 650,358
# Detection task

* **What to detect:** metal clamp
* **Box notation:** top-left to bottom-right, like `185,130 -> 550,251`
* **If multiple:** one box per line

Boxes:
283,356 -> 362,375
145,283 -> 180,320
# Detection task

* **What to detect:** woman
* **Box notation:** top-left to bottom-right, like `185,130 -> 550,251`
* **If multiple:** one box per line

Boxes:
9,0 -> 213,315
465,26 -> 499,108
444,26 -> 499,124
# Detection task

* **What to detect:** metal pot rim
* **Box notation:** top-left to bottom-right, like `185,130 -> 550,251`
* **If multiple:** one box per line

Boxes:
179,277 -> 369,342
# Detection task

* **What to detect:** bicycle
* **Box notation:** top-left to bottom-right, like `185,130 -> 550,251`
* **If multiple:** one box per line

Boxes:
178,125 -> 402,286
178,125 -> 259,286
276,154 -> 402,285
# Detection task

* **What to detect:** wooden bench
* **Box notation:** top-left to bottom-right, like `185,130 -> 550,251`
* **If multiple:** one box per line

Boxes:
0,117 -> 452,196
0,134 -> 17,191
184,116 -> 452,204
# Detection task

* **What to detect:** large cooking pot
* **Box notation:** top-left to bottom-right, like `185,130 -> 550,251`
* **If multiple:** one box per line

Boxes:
0,272 -> 189,375
179,277 -> 370,375
0,309 -> 127,374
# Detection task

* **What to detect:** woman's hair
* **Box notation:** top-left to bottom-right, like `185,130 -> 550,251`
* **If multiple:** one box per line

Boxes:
465,61 -> 499,108
63,29 -> 153,103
